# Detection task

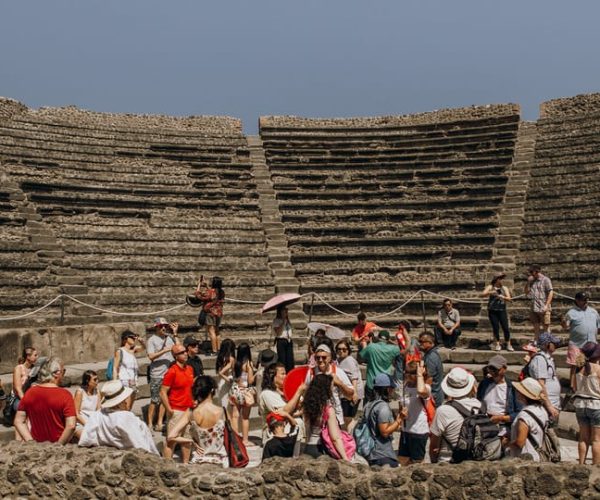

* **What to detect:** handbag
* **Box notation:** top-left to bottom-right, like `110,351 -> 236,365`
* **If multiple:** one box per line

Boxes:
229,383 -> 256,407
2,393 -> 18,427
320,405 -> 356,460
222,406 -> 249,468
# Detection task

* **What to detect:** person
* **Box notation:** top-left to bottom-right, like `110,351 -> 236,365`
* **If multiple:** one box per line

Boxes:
74,370 -> 101,439
360,330 -> 400,402
14,357 -> 76,444
10,347 -> 38,436
352,312 -> 378,351
254,349 -> 278,402
482,273 -> 513,351
167,375 -> 228,466
419,332 -> 444,407
524,264 -> 554,339
146,317 -> 180,431
230,342 -> 256,446
307,329 -> 326,368
302,374 -> 350,461
429,367 -> 480,463
398,361 -> 431,465
304,344 -> 354,426
259,362 -> 305,449
184,335 -> 204,379
434,299 -> 461,350
215,338 -> 236,410
195,276 -> 225,355
573,341 -> 600,465
528,332 -> 561,423
262,410 -> 299,459
113,330 -> 144,401
508,377 -> 549,461
335,339 -> 363,431
272,305 -> 295,373
79,380 -> 159,455
393,320 -> 420,388
562,292 -> 600,389
364,373 -> 404,467
476,355 -> 522,437
160,344 -> 195,462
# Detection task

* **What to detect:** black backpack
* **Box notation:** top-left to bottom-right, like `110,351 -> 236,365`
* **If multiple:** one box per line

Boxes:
445,400 -> 503,463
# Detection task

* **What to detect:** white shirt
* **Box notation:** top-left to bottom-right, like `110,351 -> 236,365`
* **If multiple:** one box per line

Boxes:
118,348 -> 139,386
509,404 -> 549,462
305,365 -> 353,426
483,382 -> 507,416
258,389 -> 304,444
273,318 -> 293,340
79,410 -> 159,455
430,397 -> 482,462
402,385 -> 431,435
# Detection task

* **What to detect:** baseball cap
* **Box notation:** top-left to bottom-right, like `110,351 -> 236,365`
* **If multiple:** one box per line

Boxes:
266,412 -> 286,427
315,344 -> 331,355
486,355 -> 507,370
183,336 -> 198,348
373,373 -> 396,388
154,317 -> 169,327
378,330 -> 391,342
575,291 -> 590,301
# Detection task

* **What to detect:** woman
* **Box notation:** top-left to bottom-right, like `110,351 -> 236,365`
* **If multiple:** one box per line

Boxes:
302,373 -> 349,461
113,330 -> 144,404
259,362 -> 305,448
168,375 -> 228,466
215,339 -> 236,412
573,341 -> 600,464
74,370 -> 100,439
230,342 -> 256,446
11,347 -> 38,437
273,305 -> 295,372
482,273 -> 513,352
196,276 -> 225,355
508,377 -> 549,461
335,340 -> 363,431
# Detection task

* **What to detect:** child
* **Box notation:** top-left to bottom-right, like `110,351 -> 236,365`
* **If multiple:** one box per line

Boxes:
262,410 -> 298,459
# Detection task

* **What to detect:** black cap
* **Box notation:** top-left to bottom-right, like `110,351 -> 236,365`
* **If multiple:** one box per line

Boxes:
183,336 -> 199,348
575,291 -> 590,301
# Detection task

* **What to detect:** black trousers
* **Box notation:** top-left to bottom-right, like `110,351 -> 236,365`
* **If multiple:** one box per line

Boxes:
489,309 -> 511,342
434,326 -> 461,348
276,338 -> 295,373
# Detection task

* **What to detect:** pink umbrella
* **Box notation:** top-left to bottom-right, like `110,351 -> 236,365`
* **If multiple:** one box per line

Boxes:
261,293 -> 302,314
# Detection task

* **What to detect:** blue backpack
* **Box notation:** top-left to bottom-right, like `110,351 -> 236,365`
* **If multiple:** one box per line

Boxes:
106,357 -> 115,380
353,400 -> 384,458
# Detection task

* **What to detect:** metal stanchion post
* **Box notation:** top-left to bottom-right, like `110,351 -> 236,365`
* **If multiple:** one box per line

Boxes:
421,291 -> 426,333
308,293 -> 314,323
60,295 -> 65,324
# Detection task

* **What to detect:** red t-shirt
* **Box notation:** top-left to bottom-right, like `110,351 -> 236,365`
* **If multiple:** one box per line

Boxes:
18,385 -> 76,443
162,363 -> 194,411
352,321 -> 377,342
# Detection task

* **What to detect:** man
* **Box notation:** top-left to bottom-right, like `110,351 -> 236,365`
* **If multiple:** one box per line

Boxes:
476,355 -> 522,436
435,299 -> 461,350
352,312 -> 378,349
160,344 -> 194,462
79,380 -> 159,455
529,332 -> 561,423
360,330 -> 401,401
419,332 -> 444,407
146,317 -> 180,431
561,291 -> 600,389
430,367 -> 481,463
184,335 -> 204,379
14,357 -> 76,444
524,265 -> 554,339
304,344 -> 354,426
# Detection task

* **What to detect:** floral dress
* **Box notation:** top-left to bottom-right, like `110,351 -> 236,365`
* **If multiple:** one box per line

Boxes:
189,420 -> 228,467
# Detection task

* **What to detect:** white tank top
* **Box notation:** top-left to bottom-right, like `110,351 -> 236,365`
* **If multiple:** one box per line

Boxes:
78,389 -> 99,420
118,348 -> 139,386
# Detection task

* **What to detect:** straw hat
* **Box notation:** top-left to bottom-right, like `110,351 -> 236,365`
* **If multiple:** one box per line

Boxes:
100,380 -> 133,409
512,377 -> 543,401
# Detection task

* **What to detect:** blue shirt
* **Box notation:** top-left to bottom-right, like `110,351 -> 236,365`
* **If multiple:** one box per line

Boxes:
423,347 -> 444,407
566,306 -> 600,347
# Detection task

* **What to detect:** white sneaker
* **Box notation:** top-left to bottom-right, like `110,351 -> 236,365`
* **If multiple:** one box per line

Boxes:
507,343 -> 514,352
494,342 -> 501,351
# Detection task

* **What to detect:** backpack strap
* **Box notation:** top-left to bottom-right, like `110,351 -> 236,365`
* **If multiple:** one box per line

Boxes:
446,400 -> 485,418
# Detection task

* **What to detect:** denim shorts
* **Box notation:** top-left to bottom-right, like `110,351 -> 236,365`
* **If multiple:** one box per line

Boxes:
575,406 -> 600,427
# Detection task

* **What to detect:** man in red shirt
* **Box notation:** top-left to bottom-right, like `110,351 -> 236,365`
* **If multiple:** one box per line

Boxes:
15,357 -> 76,444
160,344 -> 194,461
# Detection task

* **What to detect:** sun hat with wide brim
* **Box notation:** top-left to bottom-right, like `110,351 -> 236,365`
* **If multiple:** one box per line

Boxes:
441,367 -> 476,398
101,380 -> 133,409
512,377 -> 543,401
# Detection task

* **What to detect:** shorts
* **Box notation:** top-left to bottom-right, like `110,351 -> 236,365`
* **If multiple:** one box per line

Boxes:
150,377 -> 163,404
167,409 -> 191,438
575,407 -> 600,427
566,343 -> 581,366
341,399 -> 360,418
398,432 -> 428,461
205,314 -> 221,328
529,310 -> 551,326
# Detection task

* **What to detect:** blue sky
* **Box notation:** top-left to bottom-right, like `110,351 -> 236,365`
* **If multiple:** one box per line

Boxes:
1,1 -> 599,133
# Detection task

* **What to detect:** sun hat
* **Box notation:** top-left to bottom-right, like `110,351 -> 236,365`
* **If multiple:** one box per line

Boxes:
315,344 -> 331,355
522,342 -> 538,354
581,341 -> 600,360
486,355 -> 508,370
373,373 -> 397,388
538,332 -> 561,348
154,317 -> 169,327
257,349 -> 278,367
441,367 -> 476,398
512,377 -> 543,401
266,412 -> 286,427
101,380 -> 133,409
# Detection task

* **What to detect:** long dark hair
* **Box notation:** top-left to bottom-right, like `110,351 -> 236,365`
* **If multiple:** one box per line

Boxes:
262,362 -> 286,391
18,347 -> 36,365
235,342 -> 252,379
192,375 -> 216,403
81,370 -> 97,391
216,338 -> 236,372
211,276 -> 225,301
303,374 -> 333,427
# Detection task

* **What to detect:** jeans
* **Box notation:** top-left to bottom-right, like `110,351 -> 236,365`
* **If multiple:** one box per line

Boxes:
489,309 -> 510,342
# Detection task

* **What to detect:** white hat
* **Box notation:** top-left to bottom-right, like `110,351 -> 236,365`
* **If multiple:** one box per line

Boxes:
441,367 -> 476,399
315,344 -> 331,355
100,380 -> 133,409
512,377 -> 543,401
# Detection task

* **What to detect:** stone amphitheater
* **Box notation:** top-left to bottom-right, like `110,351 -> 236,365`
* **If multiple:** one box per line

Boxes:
0,93 -> 599,497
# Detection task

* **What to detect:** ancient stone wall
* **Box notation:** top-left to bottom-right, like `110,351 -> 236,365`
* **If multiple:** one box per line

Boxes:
540,92 -> 600,118
0,98 -> 27,121
0,441 -> 597,499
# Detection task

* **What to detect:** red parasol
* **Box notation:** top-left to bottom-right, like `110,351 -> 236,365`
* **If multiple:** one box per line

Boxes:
283,365 -> 310,402
261,293 -> 302,314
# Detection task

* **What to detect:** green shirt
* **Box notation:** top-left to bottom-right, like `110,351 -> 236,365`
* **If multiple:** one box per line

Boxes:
361,342 -> 401,389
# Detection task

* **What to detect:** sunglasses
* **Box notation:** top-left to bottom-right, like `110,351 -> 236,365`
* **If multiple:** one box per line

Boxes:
315,355 -> 328,361
336,348 -> 348,352
174,351 -> 186,356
